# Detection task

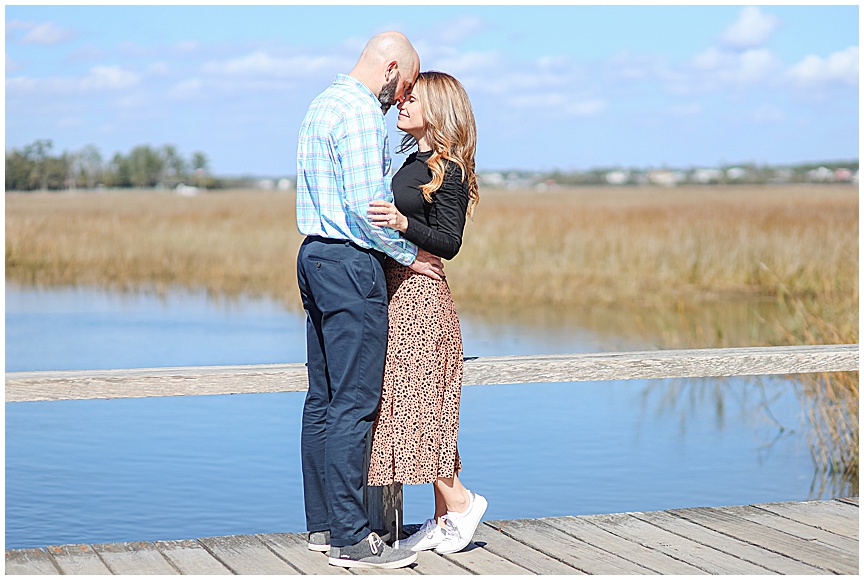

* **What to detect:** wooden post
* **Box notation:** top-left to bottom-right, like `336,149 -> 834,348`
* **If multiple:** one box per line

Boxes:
363,432 -> 404,542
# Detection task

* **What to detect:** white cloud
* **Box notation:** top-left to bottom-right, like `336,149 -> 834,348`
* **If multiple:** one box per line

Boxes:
718,6 -> 781,50
80,65 -> 141,91
736,49 -> 780,82
7,65 -> 141,97
786,46 -> 858,86
605,52 -> 668,82
679,47 -> 782,93
148,62 -> 171,76
6,19 -> 33,32
168,79 -> 203,100
428,49 -> 503,78
202,51 -> 348,78
508,94 -> 606,117
690,47 -> 734,71
22,21 -> 76,45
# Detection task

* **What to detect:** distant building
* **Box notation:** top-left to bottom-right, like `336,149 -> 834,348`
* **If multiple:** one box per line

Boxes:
647,170 -> 685,187
834,168 -> 853,182
479,172 -> 505,187
691,168 -> 722,184
806,167 -> 834,182
725,167 -> 748,181
605,170 -> 630,185
175,184 -> 198,197
277,178 -> 293,191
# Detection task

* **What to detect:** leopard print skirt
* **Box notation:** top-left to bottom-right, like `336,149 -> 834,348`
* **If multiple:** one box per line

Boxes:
367,259 -> 463,486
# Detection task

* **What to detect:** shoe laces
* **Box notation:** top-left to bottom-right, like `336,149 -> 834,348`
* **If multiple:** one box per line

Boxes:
441,515 -> 461,541
367,533 -> 383,555
421,519 -> 438,539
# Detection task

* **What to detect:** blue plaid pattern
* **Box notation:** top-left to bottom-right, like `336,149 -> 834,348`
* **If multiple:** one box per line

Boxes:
296,74 -> 417,265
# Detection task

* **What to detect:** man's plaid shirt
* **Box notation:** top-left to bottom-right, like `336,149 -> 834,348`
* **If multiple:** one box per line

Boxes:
296,74 -> 417,266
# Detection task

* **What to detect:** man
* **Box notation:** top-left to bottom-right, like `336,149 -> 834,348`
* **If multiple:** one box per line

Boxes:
295,31 -> 442,570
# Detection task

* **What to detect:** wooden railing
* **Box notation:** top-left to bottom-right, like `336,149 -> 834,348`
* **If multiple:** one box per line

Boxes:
6,344 -> 858,540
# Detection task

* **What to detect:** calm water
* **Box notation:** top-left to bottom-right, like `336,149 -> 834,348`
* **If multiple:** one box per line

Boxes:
6,285 -> 819,549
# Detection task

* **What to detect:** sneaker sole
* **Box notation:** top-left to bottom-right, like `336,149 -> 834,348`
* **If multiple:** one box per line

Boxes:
307,543 -> 330,552
328,552 -> 418,569
435,495 -> 488,555
406,538 -> 443,552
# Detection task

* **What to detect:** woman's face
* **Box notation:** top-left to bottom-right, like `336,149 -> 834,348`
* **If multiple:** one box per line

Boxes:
396,90 -> 425,138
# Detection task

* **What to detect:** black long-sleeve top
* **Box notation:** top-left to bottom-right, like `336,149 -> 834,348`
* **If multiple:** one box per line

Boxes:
392,150 -> 469,260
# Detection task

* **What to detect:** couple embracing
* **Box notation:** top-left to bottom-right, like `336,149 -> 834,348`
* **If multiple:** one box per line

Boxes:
295,31 -> 486,569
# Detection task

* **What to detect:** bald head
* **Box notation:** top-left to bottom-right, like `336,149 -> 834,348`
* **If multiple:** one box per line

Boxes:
358,31 -> 418,72
350,31 -> 420,113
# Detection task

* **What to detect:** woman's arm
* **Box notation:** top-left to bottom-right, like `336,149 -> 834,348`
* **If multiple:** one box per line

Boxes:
368,164 -> 470,260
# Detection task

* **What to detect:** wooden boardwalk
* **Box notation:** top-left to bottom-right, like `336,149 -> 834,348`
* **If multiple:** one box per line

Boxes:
7,497 -> 857,575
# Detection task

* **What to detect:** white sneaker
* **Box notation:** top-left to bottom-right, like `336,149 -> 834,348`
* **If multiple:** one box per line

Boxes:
435,491 -> 488,554
399,518 -> 446,551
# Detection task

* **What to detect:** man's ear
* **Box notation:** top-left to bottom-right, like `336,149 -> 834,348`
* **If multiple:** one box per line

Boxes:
384,60 -> 398,81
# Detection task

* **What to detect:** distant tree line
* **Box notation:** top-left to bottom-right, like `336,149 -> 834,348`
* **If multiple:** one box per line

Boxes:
5,140 -> 221,191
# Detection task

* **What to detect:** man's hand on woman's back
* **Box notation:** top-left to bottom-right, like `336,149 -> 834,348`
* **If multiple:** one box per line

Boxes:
410,249 -> 445,280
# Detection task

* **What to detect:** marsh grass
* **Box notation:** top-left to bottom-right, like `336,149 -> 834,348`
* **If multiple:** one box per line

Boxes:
6,185 -> 857,345
6,184 -> 858,487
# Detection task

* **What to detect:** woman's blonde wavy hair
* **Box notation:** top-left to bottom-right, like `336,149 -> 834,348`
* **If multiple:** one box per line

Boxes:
397,71 -> 479,218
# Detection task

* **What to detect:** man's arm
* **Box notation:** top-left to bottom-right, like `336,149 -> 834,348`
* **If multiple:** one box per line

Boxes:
338,107 -> 443,279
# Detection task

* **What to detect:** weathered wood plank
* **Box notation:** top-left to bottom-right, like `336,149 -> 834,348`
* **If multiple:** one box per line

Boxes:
669,506 -> 857,574
153,539 -> 232,575
473,523 -> 582,574
45,544 -> 112,575
733,504 -> 858,552
570,513 -> 771,574
4,362 -> 310,402
198,534 -> 301,574
543,514 -> 716,574
6,344 -> 857,402
347,564 -> 419,575
463,344 -> 859,388
412,550 -> 471,574
491,518 -> 655,574
92,541 -> 179,575
5,548 -> 60,575
255,532 -> 352,575
440,541 -> 534,575
631,510 -> 828,575
753,499 -> 858,539
838,496 -> 859,506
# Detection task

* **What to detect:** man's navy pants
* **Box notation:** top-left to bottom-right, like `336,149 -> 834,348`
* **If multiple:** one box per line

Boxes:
296,236 -> 389,548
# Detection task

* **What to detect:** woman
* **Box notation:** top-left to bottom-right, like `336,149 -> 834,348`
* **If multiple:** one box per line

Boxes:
366,71 -> 485,555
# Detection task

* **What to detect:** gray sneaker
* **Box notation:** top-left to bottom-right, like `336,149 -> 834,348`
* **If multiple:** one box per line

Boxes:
307,530 -> 330,552
328,532 -> 417,569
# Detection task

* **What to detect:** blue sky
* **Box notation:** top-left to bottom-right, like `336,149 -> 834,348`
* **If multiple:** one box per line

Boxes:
6,5 -> 859,176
